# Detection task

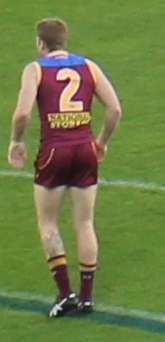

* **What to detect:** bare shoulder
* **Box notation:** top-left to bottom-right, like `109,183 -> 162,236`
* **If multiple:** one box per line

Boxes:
86,58 -> 121,108
22,62 -> 36,76
85,58 -> 111,87
21,62 -> 41,86
85,58 -> 102,84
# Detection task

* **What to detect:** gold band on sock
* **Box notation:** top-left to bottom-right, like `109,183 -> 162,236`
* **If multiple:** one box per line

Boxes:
48,255 -> 67,270
79,262 -> 97,272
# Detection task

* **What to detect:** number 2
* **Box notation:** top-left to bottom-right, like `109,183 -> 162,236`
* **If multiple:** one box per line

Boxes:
56,68 -> 83,112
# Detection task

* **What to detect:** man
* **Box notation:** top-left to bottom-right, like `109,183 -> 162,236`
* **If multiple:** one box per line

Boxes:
8,18 -> 122,317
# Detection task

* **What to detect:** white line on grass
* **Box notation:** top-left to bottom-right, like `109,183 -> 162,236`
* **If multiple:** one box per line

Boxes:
0,289 -> 165,323
0,288 -> 52,304
0,169 -> 33,178
96,303 -> 165,323
0,169 -> 165,192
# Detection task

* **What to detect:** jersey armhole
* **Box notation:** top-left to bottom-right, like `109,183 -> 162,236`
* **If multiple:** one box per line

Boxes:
33,62 -> 42,86
85,59 -> 99,87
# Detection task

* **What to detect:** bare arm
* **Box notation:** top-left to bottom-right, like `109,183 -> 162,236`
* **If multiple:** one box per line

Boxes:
8,62 -> 39,168
10,62 -> 38,141
94,67 -> 122,146
87,60 -> 122,161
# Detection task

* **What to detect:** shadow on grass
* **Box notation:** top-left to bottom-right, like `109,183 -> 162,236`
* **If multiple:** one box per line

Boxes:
0,295 -> 165,334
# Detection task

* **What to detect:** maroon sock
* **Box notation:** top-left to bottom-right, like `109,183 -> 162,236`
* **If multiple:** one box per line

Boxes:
48,256 -> 71,299
80,271 -> 95,302
53,264 -> 71,298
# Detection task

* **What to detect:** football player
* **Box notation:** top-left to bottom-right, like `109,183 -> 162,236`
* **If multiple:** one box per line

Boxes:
8,17 -> 122,317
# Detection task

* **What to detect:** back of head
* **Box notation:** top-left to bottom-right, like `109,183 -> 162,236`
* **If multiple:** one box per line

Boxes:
36,18 -> 68,51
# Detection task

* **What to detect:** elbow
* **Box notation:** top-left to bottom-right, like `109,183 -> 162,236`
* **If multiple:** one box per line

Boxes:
107,104 -> 122,121
13,111 -> 30,123
115,105 -> 122,121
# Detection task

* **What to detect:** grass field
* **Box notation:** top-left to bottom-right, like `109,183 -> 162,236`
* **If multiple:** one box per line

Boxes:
1,0 -> 165,341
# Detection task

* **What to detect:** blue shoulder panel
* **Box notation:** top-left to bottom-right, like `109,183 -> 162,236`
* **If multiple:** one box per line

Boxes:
37,53 -> 86,67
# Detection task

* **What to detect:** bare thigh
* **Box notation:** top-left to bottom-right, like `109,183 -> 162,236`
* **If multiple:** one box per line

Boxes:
34,184 -> 66,225
69,185 -> 97,227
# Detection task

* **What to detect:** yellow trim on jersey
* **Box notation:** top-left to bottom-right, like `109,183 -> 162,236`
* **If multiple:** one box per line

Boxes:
38,148 -> 55,170
85,59 -> 100,86
47,111 -> 92,129
33,62 -> 42,86
91,141 -> 97,158
48,257 -> 67,270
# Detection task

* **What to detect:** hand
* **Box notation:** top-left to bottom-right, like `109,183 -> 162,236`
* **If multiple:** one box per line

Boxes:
8,141 -> 27,169
94,139 -> 107,163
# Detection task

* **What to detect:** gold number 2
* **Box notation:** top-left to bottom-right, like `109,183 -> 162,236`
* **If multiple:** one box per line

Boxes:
56,68 -> 83,112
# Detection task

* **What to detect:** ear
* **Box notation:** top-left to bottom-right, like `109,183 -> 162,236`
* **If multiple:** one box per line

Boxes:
36,37 -> 44,50
39,38 -> 43,49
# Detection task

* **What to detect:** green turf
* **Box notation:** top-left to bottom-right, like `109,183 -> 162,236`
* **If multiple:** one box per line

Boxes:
1,0 -> 165,340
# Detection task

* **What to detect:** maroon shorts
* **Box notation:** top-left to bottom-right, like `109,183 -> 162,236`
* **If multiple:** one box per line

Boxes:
34,142 -> 98,188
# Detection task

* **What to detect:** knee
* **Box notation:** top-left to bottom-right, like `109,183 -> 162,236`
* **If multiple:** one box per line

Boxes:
38,217 -> 58,232
74,218 -> 93,232
37,220 -> 59,245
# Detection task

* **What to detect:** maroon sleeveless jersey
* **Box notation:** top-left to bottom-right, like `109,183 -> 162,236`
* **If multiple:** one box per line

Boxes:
36,52 -> 96,147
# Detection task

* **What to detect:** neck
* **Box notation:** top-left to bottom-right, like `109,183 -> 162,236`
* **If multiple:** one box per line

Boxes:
42,45 -> 65,55
47,50 -> 68,57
